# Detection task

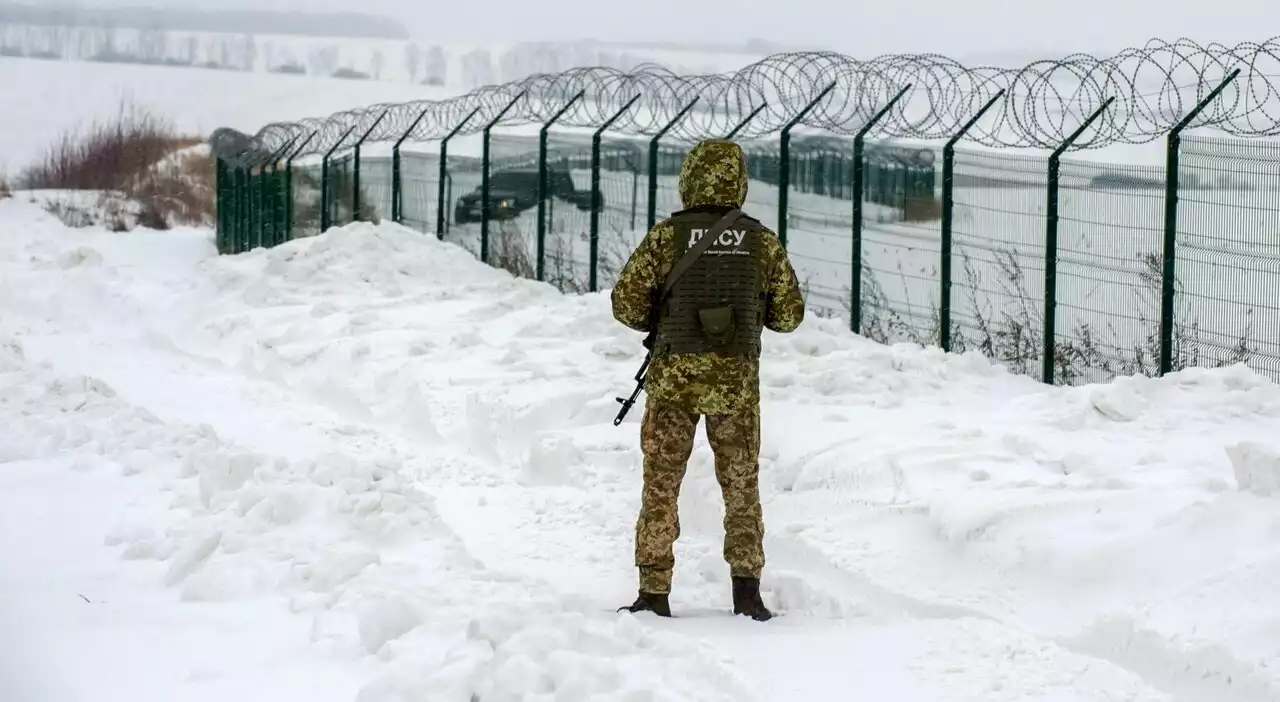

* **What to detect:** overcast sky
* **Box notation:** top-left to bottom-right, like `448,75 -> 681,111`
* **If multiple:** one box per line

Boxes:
83,0 -> 1280,58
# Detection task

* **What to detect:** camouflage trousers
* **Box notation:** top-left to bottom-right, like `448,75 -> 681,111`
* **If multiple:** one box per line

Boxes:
634,398 -> 764,594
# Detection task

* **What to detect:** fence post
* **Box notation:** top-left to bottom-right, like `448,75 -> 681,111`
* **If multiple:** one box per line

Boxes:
240,162 -> 252,252
940,90 -> 1006,351
725,103 -> 768,140
352,110 -> 389,223
268,159 -> 280,248
538,90 -> 586,282
241,163 -> 253,253
1043,97 -> 1115,385
481,91 -> 528,265
437,107 -> 480,239
225,162 -> 237,253
1161,69 -> 1240,375
392,108 -> 430,225
320,126 -> 356,234
269,137 -> 300,247
590,94 -> 642,292
249,160 -> 261,251
226,159 -> 238,253
265,156 -> 277,248
647,97 -> 699,230
256,154 -> 270,249
630,160 -> 639,230
215,158 -> 227,253
261,138 -> 297,247
779,81 -> 837,248
283,131 -> 317,245
255,154 -> 269,249
236,166 -> 250,253
220,158 -> 235,254
850,84 -> 912,334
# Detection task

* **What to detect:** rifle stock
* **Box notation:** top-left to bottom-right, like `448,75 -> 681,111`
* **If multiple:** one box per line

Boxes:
613,344 -> 652,425
615,305 -> 658,425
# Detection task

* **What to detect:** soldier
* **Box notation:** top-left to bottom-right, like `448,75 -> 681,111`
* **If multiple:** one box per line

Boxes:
610,139 -> 805,621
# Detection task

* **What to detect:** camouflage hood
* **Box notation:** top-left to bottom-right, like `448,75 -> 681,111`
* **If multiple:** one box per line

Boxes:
677,139 -> 749,209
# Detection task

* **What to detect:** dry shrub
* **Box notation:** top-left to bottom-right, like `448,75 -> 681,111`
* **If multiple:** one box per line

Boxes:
17,100 -> 175,191
15,99 -> 212,229
135,144 -> 215,228
0,178 -> 10,201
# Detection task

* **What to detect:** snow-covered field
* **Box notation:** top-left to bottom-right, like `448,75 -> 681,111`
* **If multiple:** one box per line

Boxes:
0,57 -> 456,177
0,39 -> 762,178
3,195 -> 1280,701
0,25 -> 762,86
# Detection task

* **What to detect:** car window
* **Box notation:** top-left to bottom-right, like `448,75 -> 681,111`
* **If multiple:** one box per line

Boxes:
549,171 -> 576,192
490,172 -> 537,191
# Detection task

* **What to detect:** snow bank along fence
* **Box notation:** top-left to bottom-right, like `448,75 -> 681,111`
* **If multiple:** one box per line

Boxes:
208,38 -> 1280,387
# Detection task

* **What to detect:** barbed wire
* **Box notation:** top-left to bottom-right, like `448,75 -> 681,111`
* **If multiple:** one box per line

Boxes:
211,37 -> 1280,165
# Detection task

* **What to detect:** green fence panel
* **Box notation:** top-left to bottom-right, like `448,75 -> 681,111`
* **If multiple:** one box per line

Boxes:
1174,136 -> 1280,380
1054,159 -> 1167,385
947,149 -> 1049,378
204,117 -> 1279,387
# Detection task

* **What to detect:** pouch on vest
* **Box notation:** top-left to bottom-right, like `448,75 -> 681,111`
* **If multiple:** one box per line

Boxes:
697,305 -> 736,346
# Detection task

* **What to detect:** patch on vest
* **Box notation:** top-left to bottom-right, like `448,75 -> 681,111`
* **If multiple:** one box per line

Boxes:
687,227 -> 751,256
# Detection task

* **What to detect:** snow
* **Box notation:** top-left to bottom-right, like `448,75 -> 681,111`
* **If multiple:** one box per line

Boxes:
0,39 -> 761,178
0,56 -> 456,178
2,196 -> 1280,701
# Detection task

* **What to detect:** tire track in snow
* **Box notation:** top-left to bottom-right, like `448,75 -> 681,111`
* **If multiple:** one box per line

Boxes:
1061,616 -> 1280,702
747,400 -> 1280,702
770,522 -> 1280,702
761,485 -> 1279,702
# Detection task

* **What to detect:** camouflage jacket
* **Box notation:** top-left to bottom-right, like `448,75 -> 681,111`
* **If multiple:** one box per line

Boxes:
610,139 -> 805,415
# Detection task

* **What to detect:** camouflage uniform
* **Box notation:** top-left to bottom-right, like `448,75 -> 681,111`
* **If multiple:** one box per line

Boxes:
611,139 -> 805,619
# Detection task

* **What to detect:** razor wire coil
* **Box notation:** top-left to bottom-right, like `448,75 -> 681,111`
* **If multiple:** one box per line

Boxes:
211,37 -> 1280,166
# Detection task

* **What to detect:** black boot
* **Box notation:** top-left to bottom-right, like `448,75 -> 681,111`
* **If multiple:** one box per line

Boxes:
732,576 -> 773,621
618,590 -> 671,617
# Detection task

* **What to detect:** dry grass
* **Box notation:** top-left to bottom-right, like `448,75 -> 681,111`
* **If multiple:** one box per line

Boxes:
42,196 -> 139,232
15,99 -> 213,230
492,221 -> 537,279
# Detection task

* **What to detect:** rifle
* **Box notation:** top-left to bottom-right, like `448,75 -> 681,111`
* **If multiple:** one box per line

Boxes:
613,207 -> 743,426
613,342 -> 652,426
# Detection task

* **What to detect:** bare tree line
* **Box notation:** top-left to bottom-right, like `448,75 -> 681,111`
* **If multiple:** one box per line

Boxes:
0,5 -> 409,40
1,24 -> 709,91
0,22 -> 444,81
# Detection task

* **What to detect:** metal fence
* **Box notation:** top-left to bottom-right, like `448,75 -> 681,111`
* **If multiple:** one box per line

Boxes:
210,40 -> 1280,386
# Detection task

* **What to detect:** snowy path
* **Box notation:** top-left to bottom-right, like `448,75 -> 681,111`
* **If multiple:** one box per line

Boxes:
0,322 -> 370,701
3,199 -> 1280,701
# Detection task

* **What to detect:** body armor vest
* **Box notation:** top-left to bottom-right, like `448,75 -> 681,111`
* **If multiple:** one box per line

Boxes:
654,208 -> 766,357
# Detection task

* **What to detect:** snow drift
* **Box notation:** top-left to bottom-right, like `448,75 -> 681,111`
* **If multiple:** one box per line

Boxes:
2,197 -> 1279,701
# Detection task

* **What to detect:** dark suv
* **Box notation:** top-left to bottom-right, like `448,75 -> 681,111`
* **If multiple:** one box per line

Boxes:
453,168 -> 603,224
